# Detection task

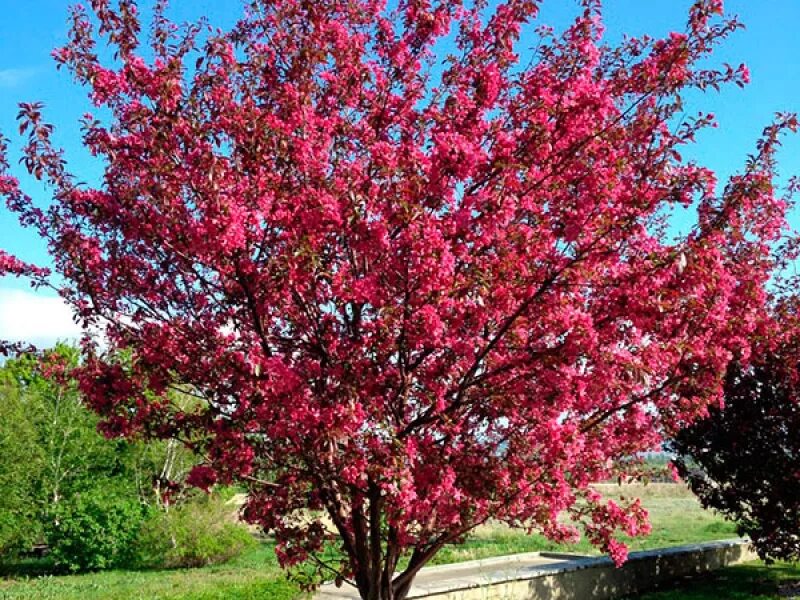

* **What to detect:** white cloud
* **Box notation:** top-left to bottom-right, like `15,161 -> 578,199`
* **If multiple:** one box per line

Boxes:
0,288 -> 83,348
0,68 -> 37,89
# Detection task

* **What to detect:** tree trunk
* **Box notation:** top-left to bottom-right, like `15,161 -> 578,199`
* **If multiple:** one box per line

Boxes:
352,564 -> 418,600
351,541 -> 440,600
323,486 -> 444,600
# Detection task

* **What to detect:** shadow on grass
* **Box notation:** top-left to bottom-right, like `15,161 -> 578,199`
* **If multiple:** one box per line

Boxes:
0,556 -> 59,579
0,555 -> 187,579
631,562 -> 800,600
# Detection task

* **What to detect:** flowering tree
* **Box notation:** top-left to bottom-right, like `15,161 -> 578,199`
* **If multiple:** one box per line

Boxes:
1,0 -> 796,598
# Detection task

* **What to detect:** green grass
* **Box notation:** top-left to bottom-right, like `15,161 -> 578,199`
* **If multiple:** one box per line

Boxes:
0,543 -> 302,600
633,560 -> 800,599
0,484 -> 743,599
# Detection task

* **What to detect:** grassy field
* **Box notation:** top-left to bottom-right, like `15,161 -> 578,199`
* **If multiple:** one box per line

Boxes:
431,483 -> 738,565
0,483 -> 744,599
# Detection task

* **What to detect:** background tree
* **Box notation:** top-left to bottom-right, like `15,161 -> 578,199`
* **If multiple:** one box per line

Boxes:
0,365 -> 44,555
0,0 -> 796,598
5,347 -> 125,510
0,346 -> 150,569
0,346 -> 253,572
671,301 -> 800,563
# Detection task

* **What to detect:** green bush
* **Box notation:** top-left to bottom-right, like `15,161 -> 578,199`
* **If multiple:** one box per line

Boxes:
0,378 -> 43,556
131,494 -> 255,569
44,487 -> 148,572
1,347 -> 241,573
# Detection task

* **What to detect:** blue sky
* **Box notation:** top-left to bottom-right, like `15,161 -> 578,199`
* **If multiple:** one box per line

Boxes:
0,0 -> 798,345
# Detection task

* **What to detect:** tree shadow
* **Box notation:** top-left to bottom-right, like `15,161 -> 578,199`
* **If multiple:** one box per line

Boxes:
523,543 -> 767,599
0,555 -> 59,578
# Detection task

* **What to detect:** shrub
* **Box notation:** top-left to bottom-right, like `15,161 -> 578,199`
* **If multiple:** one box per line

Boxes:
0,347 -> 201,568
44,487 -> 148,572
0,376 -> 43,556
131,493 -> 255,569
671,345 -> 800,563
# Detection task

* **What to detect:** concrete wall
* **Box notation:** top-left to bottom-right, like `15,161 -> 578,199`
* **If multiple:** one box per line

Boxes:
427,540 -> 757,600
317,539 -> 758,600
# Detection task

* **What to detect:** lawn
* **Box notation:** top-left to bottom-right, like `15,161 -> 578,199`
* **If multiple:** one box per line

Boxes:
0,483 -> 742,599
0,544 -> 299,600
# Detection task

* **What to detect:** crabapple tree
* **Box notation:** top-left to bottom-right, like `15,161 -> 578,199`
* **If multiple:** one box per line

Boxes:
1,0 -> 796,598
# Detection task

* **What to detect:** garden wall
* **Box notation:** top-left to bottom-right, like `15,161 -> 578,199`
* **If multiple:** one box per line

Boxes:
317,539 -> 757,599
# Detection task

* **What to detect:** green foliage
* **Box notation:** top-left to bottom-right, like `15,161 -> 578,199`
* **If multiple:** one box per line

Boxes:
0,347 -> 249,574
5,346 -> 139,508
0,370 -> 44,555
0,345 -> 198,570
131,493 -> 256,569
44,486 -> 148,572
